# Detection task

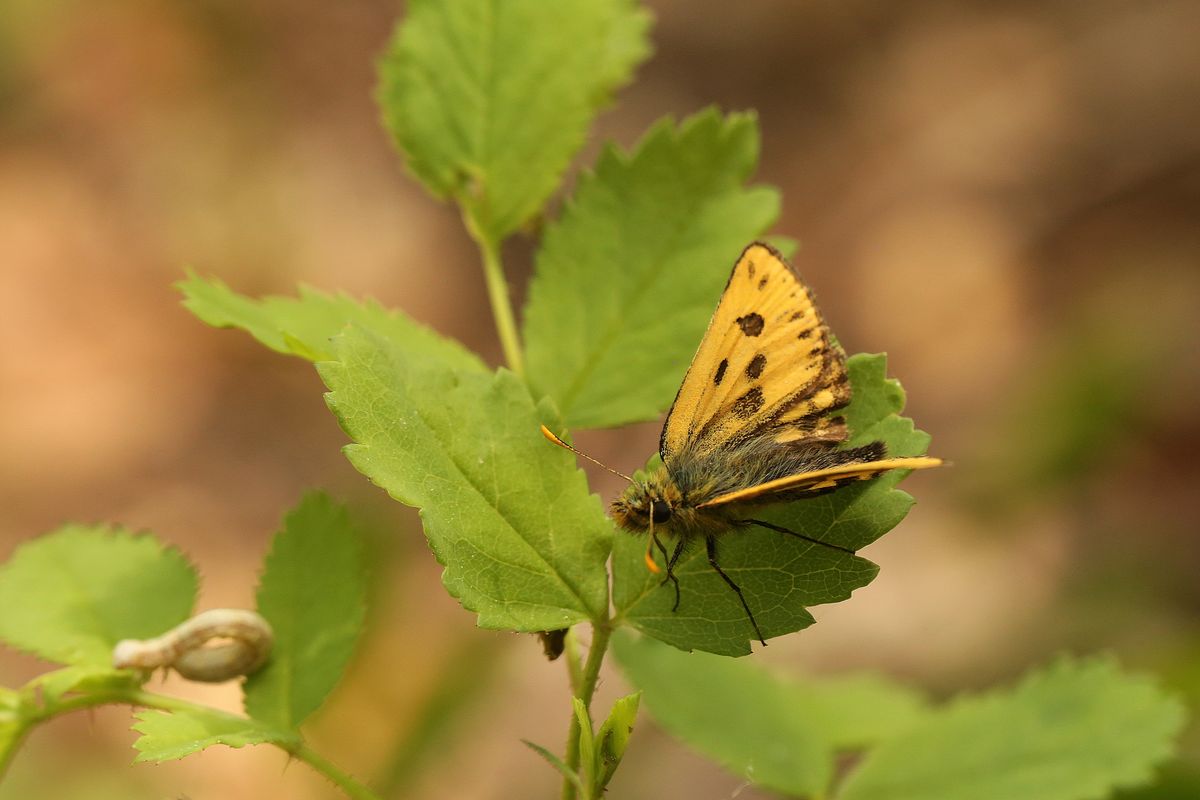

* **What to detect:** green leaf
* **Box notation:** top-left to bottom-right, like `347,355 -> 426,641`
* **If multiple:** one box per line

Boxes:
178,272 -> 484,371
793,672 -> 930,750
839,657 -> 1186,800
523,109 -> 780,429
378,0 -> 651,242
573,697 -> 597,796
319,326 -> 612,630
243,493 -> 367,730
612,631 -> 834,796
132,708 -> 295,762
0,687 -> 23,766
595,691 -> 641,792
0,526 -> 197,667
523,739 -> 584,792
612,354 -> 932,655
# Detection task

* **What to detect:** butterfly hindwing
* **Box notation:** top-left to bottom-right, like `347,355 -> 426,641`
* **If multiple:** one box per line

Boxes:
696,456 -> 944,508
660,243 -> 851,463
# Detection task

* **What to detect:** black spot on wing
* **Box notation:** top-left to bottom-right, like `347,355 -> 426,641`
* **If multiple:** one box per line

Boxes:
736,313 -> 765,337
714,358 -> 728,386
758,277 -> 768,290
731,387 -> 765,418
796,328 -> 812,339
746,260 -> 756,278
745,353 -> 766,379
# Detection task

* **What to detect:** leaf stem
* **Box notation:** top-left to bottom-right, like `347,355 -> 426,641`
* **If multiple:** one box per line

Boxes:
5,685 -> 382,800
465,216 -> 525,378
564,627 -> 585,698
561,621 -> 612,800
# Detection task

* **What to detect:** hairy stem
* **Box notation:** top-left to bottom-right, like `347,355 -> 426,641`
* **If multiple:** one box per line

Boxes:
561,621 -> 612,800
465,215 -> 525,378
6,685 -> 382,800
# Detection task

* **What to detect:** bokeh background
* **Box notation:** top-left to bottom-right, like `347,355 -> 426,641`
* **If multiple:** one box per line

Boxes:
2,0 -> 1198,797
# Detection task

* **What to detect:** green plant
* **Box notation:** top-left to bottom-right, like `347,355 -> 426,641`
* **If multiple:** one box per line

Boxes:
0,2 -> 1186,798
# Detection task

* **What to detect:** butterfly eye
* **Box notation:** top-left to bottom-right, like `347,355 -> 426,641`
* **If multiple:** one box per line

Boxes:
651,499 -> 671,524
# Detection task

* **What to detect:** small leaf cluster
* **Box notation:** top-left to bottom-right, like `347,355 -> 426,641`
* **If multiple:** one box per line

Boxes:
0,493 -> 367,776
615,633 -> 1186,800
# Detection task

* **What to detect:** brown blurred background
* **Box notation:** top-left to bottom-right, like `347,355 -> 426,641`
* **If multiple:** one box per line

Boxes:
1,0 -> 1198,797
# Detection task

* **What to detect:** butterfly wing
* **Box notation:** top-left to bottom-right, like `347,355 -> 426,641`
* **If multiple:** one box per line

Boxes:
695,456 -> 943,508
660,242 -> 851,464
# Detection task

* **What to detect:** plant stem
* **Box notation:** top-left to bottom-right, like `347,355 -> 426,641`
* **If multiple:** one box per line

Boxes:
465,216 -> 525,378
564,627 -> 585,698
561,621 -> 612,800
294,742 -> 382,800
8,685 -> 382,800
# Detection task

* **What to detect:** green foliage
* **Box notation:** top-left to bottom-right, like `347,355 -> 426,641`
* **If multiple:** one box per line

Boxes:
0,526 -> 196,667
132,708 -> 295,762
523,109 -> 780,429
524,739 -> 584,793
617,636 -> 1183,800
31,666 -> 139,701
573,698 -> 598,796
243,493 -> 368,730
0,688 -> 20,764
611,354 -> 931,655
377,0 -> 651,243
178,273 -> 484,371
319,326 -> 612,631
540,693 -> 641,800
613,631 -> 927,796
595,691 -> 641,793
839,658 -> 1184,800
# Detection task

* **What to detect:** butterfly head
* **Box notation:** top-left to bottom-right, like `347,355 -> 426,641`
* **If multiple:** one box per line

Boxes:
610,467 -> 682,534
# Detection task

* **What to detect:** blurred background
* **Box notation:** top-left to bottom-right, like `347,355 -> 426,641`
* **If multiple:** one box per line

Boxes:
1,0 -> 1197,797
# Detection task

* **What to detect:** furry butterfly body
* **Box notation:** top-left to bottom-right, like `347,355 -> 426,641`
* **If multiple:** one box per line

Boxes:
546,242 -> 940,645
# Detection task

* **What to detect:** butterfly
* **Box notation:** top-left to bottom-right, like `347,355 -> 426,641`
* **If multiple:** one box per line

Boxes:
543,242 -> 941,646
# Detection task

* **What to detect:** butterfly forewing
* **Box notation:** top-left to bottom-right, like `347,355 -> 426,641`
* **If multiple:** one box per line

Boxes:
660,243 -> 851,463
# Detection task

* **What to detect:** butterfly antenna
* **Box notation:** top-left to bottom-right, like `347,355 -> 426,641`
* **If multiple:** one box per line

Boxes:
539,425 -> 633,482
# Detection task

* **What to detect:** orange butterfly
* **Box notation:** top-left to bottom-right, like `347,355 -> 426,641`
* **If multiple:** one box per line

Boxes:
545,242 -> 940,644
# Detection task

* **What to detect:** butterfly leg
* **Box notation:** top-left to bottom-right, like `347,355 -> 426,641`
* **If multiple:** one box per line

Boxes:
659,537 -> 685,612
743,519 -> 856,555
705,535 -> 766,647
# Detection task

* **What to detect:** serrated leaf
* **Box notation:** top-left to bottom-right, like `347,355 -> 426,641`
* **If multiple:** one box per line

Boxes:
839,657 -> 1186,800
0,526 -> 197,667
612,354 -> 934,655
596,691 -> 641,792
131,708 -> 294,762
613,632 -> 927,787
523,109 -> 780,429
178,272 -> 484,371
378,0 -> 651,242
319,326 -> 611,630
612,631 -> 834,796
243,493 -> 367,730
